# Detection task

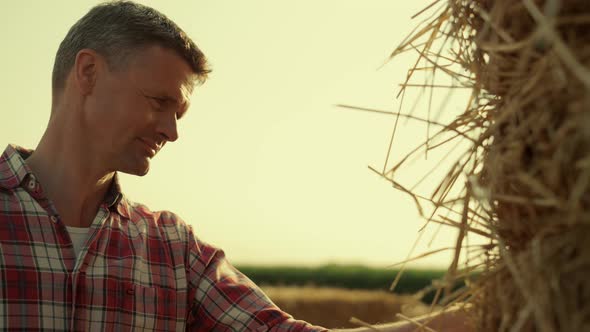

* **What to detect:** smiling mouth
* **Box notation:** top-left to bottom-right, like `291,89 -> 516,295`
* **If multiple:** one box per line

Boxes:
138,138 -> 158,157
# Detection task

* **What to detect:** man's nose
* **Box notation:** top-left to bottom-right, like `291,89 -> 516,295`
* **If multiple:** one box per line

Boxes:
158,113 -> 179,142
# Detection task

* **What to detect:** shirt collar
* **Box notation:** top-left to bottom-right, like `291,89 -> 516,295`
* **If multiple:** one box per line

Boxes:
105,173 -> 130,218
0,144 -> 35,190
0,144 -> 130,218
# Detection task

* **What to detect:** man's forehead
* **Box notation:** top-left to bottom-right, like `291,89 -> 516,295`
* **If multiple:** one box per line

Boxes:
175,79 -> 195,108
182,77 -> 197,100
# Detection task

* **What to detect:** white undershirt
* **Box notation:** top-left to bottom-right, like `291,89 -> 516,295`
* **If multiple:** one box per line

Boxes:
65,226 -> 89,257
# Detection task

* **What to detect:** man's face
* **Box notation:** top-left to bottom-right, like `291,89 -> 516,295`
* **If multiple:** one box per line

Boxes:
85,45 -> 195,176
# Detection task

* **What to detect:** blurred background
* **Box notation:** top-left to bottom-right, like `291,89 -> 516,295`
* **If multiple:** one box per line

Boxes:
0,1 -> 475,328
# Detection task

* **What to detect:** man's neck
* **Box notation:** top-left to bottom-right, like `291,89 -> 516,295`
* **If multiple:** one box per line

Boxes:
25,122 -> 115,228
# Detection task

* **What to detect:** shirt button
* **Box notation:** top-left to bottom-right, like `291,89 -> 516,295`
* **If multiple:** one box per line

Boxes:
27,179 -> 36,190
50,215 -> 59,223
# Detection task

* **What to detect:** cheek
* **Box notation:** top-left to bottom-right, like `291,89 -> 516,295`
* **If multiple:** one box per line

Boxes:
107,94 -> 148,127
121,102 -> 159,137
87,96 -> 127,133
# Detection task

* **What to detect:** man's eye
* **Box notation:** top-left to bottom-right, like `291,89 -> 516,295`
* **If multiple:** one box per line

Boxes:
151,97 -> 165,104
149,97 -> 166,110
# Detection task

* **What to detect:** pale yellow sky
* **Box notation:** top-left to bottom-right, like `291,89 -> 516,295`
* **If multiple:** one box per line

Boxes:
0,1 -> 477,268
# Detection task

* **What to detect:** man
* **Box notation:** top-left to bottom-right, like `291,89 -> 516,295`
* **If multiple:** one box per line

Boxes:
0,1 -> 471,331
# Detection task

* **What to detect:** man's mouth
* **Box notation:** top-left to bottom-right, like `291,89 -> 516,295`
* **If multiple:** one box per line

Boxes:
138,138 -> 159,157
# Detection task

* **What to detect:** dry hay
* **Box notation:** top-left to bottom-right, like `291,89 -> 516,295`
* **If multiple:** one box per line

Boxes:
347,0 -> 590,331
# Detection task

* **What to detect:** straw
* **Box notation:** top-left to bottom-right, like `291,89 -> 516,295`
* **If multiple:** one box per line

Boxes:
362,0 -> 590,330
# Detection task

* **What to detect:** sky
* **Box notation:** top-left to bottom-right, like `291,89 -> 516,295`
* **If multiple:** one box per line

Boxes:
0,1 -> 477,268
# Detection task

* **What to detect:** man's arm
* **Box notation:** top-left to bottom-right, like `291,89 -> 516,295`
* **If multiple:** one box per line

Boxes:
183,227 -> 327,331
333,305 -> 473,332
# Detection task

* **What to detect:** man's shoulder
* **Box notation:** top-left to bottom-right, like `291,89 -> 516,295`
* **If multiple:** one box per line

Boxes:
120,196 -> 195,241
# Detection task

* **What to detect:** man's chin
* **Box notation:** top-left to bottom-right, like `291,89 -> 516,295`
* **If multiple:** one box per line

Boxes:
119,161 -> 151,177
128,167 -> 150,177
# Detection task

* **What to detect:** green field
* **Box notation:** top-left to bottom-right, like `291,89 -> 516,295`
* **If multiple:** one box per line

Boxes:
236,264 -> 457,303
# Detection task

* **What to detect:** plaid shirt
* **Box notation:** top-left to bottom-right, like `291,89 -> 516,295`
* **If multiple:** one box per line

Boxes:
0,144 -> 327,332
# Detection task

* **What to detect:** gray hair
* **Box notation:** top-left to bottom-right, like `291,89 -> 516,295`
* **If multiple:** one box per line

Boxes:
52,1 -> 210,95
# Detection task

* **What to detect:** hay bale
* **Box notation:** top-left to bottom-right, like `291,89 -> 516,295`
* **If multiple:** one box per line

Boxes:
381,0 -> 590,330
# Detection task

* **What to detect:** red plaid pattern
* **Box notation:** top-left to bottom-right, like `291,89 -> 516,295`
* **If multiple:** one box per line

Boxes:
0,144 -> 327,331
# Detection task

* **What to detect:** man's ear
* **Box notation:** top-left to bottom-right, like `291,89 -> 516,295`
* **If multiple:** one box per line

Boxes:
74,49 -> 100,95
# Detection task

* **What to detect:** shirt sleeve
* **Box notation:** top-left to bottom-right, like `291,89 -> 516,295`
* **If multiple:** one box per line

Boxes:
184,230 -> 328,332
